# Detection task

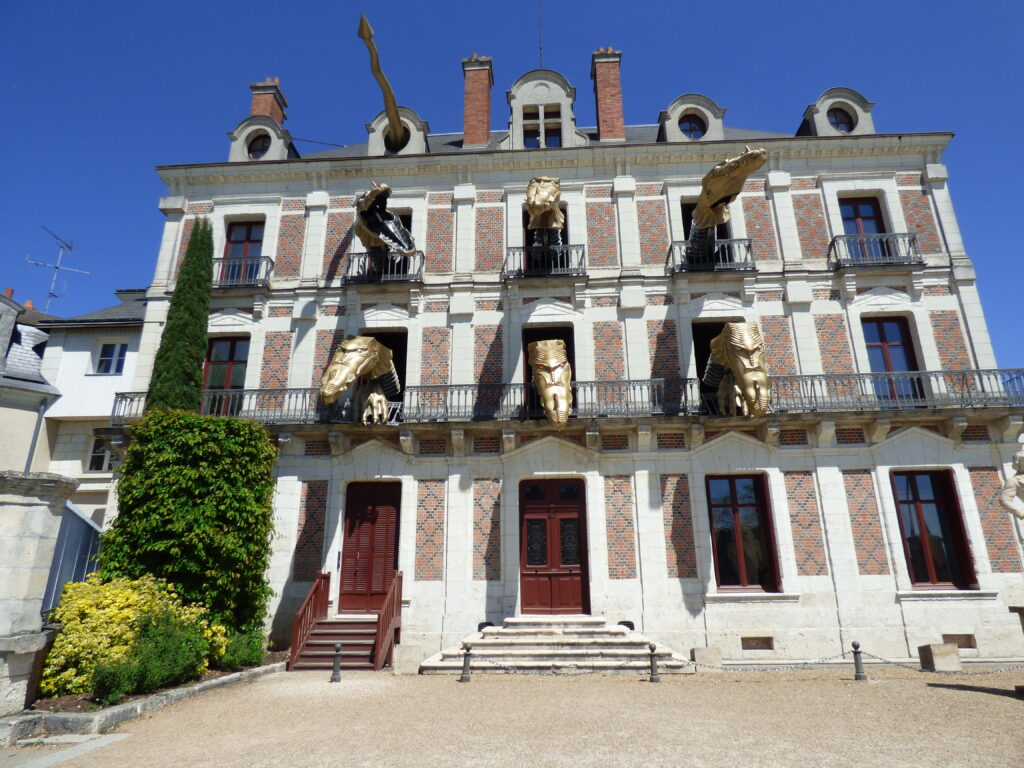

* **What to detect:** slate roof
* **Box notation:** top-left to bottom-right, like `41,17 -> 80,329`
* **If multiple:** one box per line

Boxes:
4,323 -> 50,385
36,289 -> 147,328
300,124 -> 790,160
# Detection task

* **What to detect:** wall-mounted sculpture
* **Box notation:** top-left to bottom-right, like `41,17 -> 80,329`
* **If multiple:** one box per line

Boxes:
702,322 -> 770,418
525,176 -> 565,248
357,14 -> 408,152
998,450 -> 1024,520
528,339 -> 573,429
319,336 -> 401,425
355,182 -> 416,256
687,147 -> 766,265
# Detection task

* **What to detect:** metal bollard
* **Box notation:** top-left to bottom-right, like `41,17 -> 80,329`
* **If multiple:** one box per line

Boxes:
648,642 -> 661,683
852,641 -> 867,681
329,642 -> 342,683
458,642 -> 472,683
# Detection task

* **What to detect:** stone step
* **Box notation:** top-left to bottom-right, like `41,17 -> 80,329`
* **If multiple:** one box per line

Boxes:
468,636 -> 659,650
500,615 -> 608,628
438,646 -> 681,661
290,660 -> 373,671
481,626 -> 630,638
420,658 -> 692,674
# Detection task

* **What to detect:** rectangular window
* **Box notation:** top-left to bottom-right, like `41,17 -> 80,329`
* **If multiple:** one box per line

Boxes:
88,438 -> 112,472
222,221 -> 264,284
204,337 -> 249,389
95,342 -> 128,375
681,202 -> 730,241
706,475 -> 780,591
862,317 -> 923,402
891,471 -> 975,589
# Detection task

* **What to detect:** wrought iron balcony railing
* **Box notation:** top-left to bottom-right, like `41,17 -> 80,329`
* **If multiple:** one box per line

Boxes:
502,244 -> 587,279
828,233 -> 923,268
212,257 -> 273,288
343,250 -> 424,283
668,239 -> 755,274
111,369 -> 1024,428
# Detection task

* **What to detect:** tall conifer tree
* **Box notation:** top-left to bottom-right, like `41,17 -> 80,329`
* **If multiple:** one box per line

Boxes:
146,219 -> 213,411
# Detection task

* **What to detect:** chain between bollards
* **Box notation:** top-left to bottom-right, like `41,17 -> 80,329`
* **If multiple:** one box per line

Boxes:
852,641 -> 867,681
648,642 -> 661,683
329,642 -> 342,683
458,641 -> 472,683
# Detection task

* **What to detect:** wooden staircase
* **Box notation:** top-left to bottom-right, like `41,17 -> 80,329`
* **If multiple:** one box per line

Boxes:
289,616 -> 378,670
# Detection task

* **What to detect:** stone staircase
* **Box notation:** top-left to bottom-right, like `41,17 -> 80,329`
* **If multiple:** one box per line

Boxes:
420,615 -> 694,674
289,616 -> 377,671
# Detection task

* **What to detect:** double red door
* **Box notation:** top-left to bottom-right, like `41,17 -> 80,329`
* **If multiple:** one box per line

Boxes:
339,482 -> 400,612
519,479 -> 589,614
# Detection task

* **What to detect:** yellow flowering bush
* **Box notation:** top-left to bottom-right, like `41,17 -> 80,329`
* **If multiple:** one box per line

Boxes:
41,574 -> 227,697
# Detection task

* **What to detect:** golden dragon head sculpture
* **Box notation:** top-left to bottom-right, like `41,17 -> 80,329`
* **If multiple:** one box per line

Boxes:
525,176 -> 565,231
707,321 -> 770,418
319,335 -> 401,405
354,182 -> 416,255
528,339 -> 573,429
692,147 -> 767,230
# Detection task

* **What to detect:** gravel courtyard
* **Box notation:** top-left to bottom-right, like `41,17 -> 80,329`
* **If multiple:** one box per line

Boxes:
7,667 -> 1024,767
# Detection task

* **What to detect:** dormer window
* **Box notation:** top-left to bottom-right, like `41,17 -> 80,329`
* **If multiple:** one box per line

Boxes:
247,133 -> 271,159
827,108 -> 855,133
523,104 -> 563,148
502,70 -> 587,150
678,114 -> 707,139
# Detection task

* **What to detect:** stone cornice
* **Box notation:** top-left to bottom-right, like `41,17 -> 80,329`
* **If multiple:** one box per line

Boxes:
157,132 -> 954,192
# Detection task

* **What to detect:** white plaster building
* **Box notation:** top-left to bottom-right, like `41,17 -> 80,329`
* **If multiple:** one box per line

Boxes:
100,50 -> 1023,664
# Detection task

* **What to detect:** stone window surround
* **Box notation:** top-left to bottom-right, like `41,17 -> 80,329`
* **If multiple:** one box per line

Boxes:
665,181 -> 747,245
820,177 -> 908,242
659,93 -> 726,143
846,290 -> 951,377
504,70 -> 587,151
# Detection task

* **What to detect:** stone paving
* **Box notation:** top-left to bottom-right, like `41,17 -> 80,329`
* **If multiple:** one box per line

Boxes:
2,667 -> 1022,767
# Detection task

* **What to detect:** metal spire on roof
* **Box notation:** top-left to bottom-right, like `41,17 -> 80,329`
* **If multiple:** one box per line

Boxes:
24,226 -> 90,312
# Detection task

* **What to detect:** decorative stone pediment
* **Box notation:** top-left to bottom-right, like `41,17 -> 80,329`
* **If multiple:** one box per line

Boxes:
850,286 -> 911,311
208,308 -> 257,333
690,430 -> 769,467
360,303 -> 409,325
690,292 -> 744,316
522,297 -> 578,321
872,424 -> 954,456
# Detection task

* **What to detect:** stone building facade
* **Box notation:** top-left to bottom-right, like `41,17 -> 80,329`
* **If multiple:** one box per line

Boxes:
105,53 -> 1023,660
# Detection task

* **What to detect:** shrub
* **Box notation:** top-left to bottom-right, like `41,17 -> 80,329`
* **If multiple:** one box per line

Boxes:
93,609 -> 212,705
40,574 -> 226,698
218,631 -> 266,672
98,409 -> 277,634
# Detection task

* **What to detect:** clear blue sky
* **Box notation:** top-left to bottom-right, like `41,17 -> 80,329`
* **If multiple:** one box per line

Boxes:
3,1 -> 1023,365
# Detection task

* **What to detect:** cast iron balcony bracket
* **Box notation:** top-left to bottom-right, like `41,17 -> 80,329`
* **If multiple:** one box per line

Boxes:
668,239 -> 755,274
343,250 -> 424,284
212,256 -> 273,288
502,244 -> 587,279
828,233 -> 923,268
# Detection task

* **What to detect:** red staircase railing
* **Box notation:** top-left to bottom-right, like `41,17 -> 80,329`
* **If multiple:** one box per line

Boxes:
373,571 -> 403,671
288,572 -> 331,669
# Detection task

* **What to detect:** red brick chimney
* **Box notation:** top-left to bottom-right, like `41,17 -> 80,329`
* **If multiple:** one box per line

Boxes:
249,77 -> 287,125
590,48 -> 624,142
2,288 -> 13,298
462,54 -> 493,148
24,300 -> 35,310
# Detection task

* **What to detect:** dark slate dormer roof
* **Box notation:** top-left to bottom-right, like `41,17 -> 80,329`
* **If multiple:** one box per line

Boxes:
36,289 -> 147,328
4,323 -> 51,386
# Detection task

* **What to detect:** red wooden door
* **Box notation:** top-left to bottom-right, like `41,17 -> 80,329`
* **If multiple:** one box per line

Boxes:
519,479 -> 589,614
339,482 -> 401,612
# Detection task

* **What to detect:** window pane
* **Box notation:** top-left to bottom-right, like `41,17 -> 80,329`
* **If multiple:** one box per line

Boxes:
866,346 -> 888,373
250,224 -> 264,242
712,508 -> 733,532
206,364 -> 227,389
708,478 -> 732,505
544,128 -> 562,148
209,340 -> 233,362
524,484 -> 545,501
523,129 -> 540,149
228,225 -> 246,242
886,347 -> 912,371
559,518 -> 580,566
862,321 -> 881,344
114,344 -> 128,374
715,529 -> 740,585
229,364 -> 247,389
894,475 -> 910,499
882,321 -> 906,344
735,479 -> 757,504
232,340 -> 249,362
526,519 -> 547,566
559,484 -> 580,500
914,474 -> 935,500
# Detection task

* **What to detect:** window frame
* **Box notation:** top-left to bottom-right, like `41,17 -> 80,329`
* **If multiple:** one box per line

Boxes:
203,336 -> 250,390
889,469 -> 976,590
87,437 -> 113,473
705,473 -> 781,592
839,197 -> 887,236
93,341 -> 129,375
678,113 -> 707,139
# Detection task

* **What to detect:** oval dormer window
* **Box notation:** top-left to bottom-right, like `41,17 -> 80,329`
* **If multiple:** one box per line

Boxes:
247,133 -> 271,160
827,107 -> 855,133
678,113 -> 707,139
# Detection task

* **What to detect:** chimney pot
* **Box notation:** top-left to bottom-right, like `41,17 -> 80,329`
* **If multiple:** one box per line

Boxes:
591,48 -> 625,142
462,55 -> 494,148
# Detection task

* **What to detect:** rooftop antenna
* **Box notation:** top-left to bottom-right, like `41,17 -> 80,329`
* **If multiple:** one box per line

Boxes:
538,0 -> 544,69
24,226 -> 90,312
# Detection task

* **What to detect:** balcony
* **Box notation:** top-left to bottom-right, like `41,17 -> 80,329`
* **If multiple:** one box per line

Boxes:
343,250 -> 424,283
828,233 -> 923,268
112,369 -> 1024,428
212,257 -> 273,288
668,239 -> 755,274
502,244 -> 587,279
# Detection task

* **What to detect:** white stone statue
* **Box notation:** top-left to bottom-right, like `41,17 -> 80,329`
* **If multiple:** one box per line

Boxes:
998,450 -> 1024,520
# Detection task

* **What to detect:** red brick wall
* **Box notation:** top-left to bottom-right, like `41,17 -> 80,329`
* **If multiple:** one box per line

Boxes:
962,425 -> 990,442
836,427 -> 866,445
174,218 -> 196,274
605,475 -> 637,579
416,479 -> 446,581
585,185 -> 618,267
930,311 -> 972,370
741,180 -> 779,259
646,319 -> 679,379
260,331 -> 293,388
815,315 -> 855,373
657,432 -> 686,450
462,66 -> 492,147
250,92 -> 285,125
475,299 -> 501,312
473,436 -> 501,454
474,324 -> 504,384
420,328 -> 450,385
473,479 -> 501,580
792,190 -> 829,260
646,295 -> 673,306
474,191 -> 504,271
601,434 -> 629,451
842,470 -> 890,575
592,321 -> 625,380
303,440 -> 330,456
294,480 -> 327,581
784,471 -> 828,576
592,58 -> 625,141
322,207 -> 355,281
779,430 -> 809,447
425,192 -> 455,273
186,201 -> 214,216
637,188 -> 669,266
274,211 -> 306,278
898,185 -> 943,254
759,315 -> 797,375
312,329 -> 345,386
417,439 -> 448,456
661,474 -> 697,579
967,468 -> 1022,573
